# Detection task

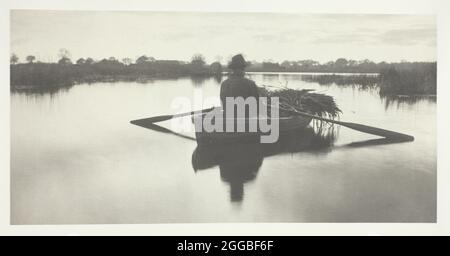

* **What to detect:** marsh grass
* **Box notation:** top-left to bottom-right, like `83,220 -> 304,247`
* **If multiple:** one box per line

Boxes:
301,74 -> 378,89
379,65 -> 436,96
299,63 -> 436,96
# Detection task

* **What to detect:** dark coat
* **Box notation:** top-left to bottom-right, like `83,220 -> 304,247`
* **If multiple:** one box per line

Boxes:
220,74 -> 259,107
219,74 -> 259,120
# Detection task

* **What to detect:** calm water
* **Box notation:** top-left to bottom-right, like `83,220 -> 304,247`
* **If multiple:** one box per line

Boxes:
11,73 -> 436,224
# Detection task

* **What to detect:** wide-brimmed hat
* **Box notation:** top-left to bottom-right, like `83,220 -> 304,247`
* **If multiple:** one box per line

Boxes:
228,54 -> 248,70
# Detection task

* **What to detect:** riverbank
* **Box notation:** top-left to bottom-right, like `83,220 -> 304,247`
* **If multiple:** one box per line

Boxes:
10,61 -> 436,96
10,61 -> 222,87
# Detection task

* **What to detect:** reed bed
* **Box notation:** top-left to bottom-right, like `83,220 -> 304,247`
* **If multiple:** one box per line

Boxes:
301,74 -> 378,88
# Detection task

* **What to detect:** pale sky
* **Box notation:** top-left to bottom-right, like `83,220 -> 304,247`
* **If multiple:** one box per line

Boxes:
10,10 -> 436,64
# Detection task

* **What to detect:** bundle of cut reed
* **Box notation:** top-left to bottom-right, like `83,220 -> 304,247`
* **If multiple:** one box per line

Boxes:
258,87 -> 341,117
258,86 -> 341,129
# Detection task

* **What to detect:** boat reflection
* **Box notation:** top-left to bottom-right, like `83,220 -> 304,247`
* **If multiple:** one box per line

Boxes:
191,127 -> 336,203
130,120 -> 411,203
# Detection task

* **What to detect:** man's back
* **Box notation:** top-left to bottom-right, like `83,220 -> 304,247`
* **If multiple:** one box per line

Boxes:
220,75 -> 259,105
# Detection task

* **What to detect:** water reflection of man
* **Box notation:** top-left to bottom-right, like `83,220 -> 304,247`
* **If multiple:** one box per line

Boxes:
192,144 -> 263,203
218,146 -> 263,202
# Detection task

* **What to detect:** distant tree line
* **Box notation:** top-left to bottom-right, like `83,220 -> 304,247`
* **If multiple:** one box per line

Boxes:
249,59 -> 436,95
246,58 -> 434,74
10,50 -> 436,95
10,50 -> 222,87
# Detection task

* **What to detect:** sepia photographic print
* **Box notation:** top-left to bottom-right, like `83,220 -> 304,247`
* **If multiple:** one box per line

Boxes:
7,4 -> 443,229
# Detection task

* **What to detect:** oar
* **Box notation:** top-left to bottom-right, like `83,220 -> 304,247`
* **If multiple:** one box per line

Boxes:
278,106 -> 414,141
130,120 -> 196,141
132,104 -> 414,141
132,106 -> 216,124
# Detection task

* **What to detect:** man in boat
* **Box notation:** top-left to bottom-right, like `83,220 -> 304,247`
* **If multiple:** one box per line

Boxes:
220,54 -> 259,118
206,53 -> 279,143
